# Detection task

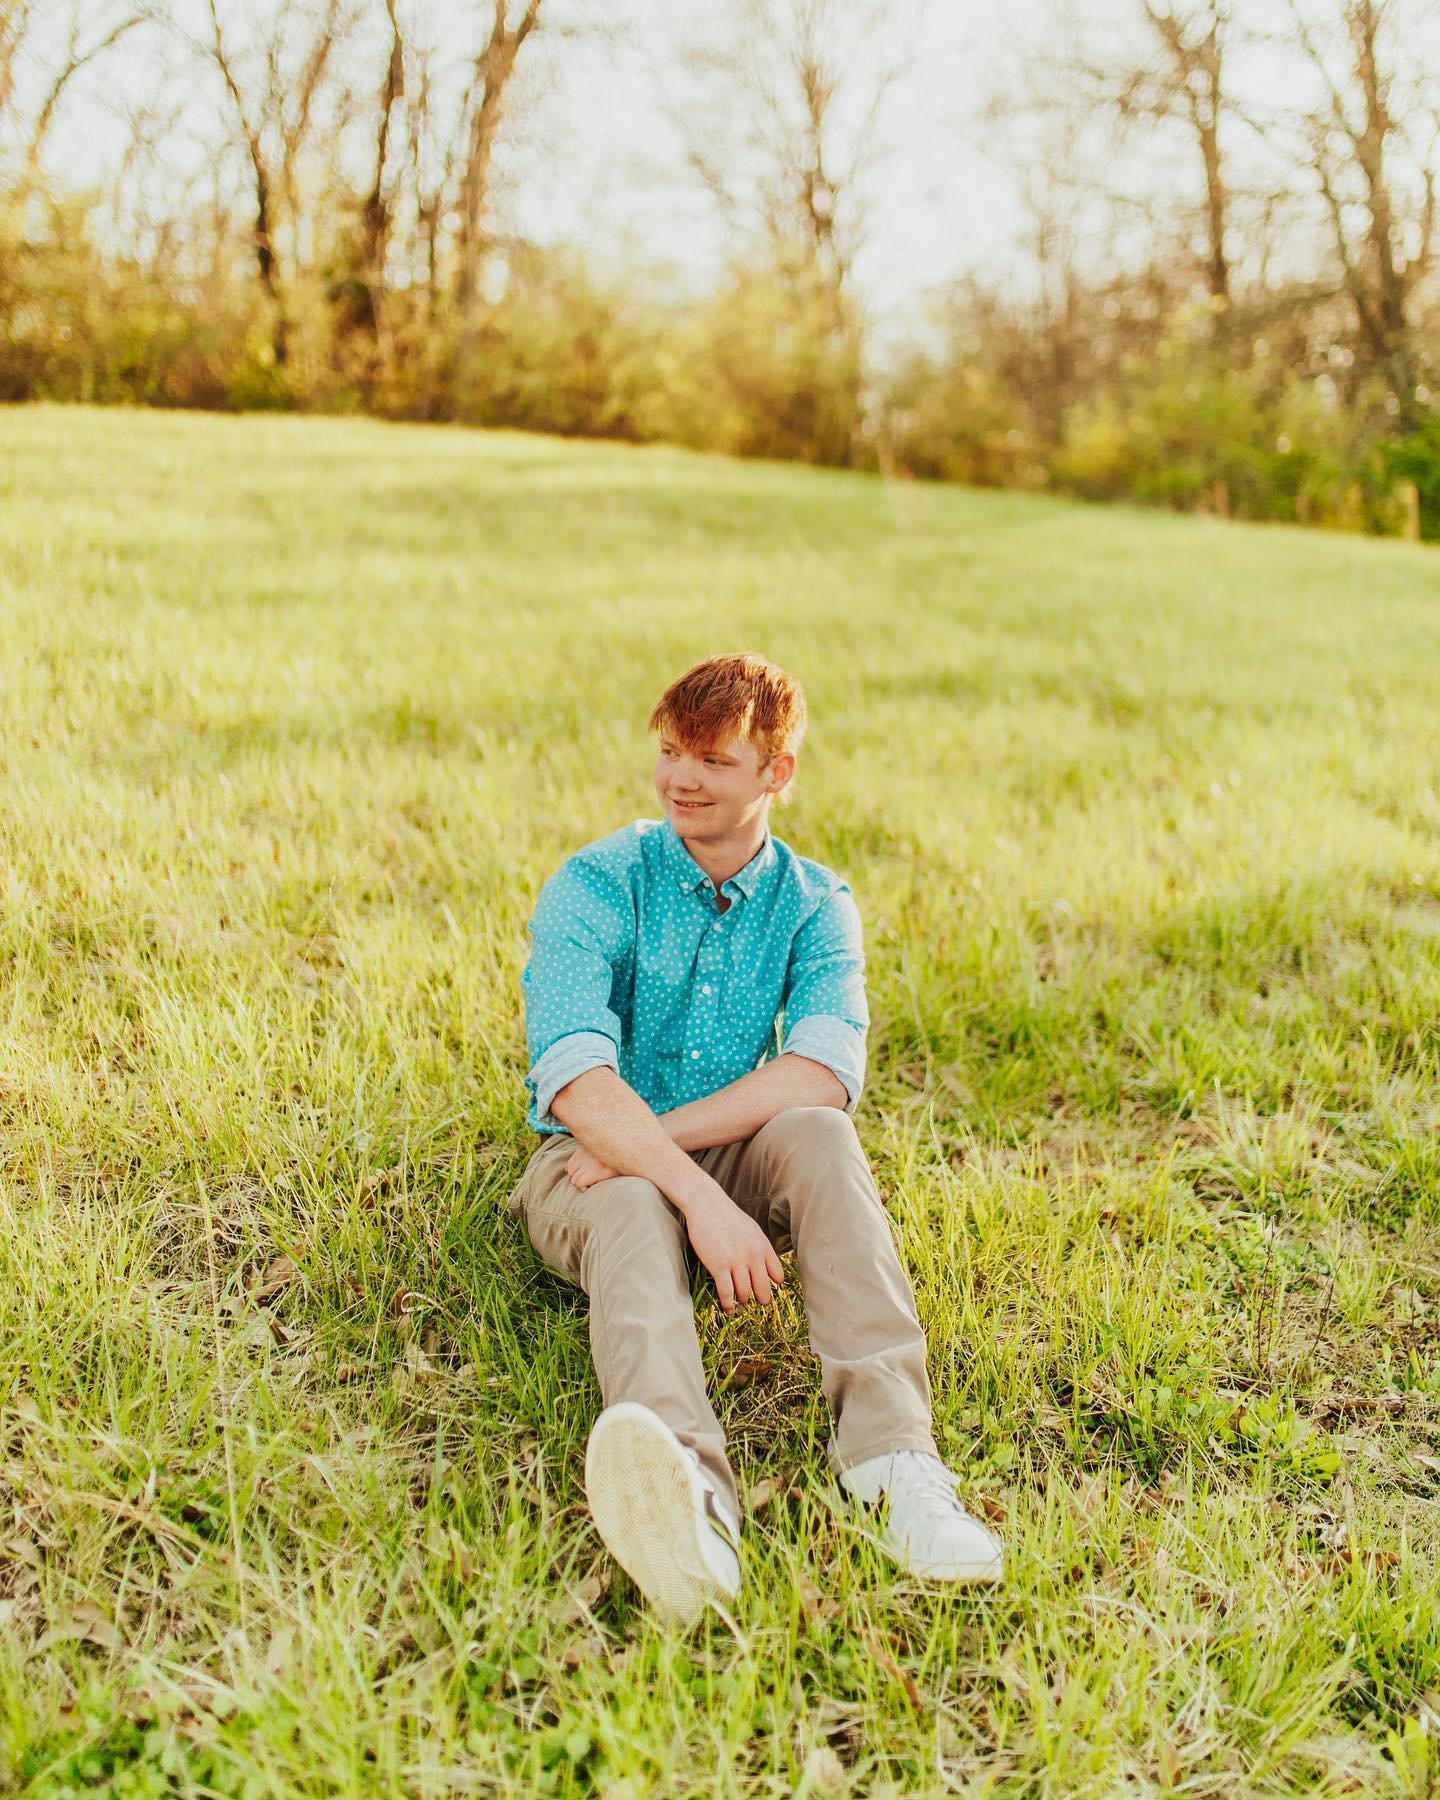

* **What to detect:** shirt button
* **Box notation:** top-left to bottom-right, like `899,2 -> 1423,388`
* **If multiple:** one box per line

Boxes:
690,1050 -> 700,1060
702,984 -> 712,995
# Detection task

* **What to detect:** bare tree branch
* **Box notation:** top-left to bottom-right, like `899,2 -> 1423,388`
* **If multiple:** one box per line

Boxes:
21,3 -> 148,168
0,0 -> 35,131
196,0 -> 356,369
1278,0 -> 1427,413
454,0 -> 543,322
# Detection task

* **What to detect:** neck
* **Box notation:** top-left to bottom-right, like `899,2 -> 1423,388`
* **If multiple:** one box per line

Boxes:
677,817 -> 769,888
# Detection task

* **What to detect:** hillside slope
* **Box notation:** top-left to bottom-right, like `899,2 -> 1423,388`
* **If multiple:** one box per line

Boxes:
2,405 -> 1438,1795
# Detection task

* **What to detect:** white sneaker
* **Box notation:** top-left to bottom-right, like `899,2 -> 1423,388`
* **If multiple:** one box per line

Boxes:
584,1402 -> 741,1627
841,1450 -> 1003,1583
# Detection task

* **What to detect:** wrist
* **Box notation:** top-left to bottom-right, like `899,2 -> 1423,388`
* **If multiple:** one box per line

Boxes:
665,1165 -> 724,1220
663,1119 -> 702,1155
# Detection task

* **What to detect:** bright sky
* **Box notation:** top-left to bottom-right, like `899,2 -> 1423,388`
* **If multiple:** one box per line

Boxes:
500,0 -> 1043,320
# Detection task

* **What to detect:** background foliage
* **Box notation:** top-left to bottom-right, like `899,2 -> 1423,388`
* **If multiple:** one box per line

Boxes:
2,0 -> 1438,536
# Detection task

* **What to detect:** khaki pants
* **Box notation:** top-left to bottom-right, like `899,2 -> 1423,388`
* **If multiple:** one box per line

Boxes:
506,1105 -> 937,1523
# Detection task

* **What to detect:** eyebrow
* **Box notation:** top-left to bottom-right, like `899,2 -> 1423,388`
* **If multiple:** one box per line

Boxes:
661,740 -> 736,762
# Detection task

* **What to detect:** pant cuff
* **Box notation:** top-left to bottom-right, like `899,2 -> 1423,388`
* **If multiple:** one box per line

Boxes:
826,1429 -> 940,1476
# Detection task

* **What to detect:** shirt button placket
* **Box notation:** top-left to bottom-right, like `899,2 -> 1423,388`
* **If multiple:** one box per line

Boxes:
689,902 -> 729,1073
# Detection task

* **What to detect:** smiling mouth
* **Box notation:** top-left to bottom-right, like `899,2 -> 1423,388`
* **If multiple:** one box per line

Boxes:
672,799 -> 710,810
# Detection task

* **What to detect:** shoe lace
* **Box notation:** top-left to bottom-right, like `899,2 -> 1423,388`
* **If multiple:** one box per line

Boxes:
895,1452 -> 968,1516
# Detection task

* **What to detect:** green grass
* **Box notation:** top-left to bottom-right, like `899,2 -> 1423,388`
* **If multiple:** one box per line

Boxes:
2,403 -> 1439,1797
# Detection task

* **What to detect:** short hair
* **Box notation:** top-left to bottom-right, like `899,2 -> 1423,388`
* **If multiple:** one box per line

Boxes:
648,653 -> 808,764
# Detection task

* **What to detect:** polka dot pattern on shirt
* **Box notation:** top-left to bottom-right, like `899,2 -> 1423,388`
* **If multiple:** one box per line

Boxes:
521,816 -> 868,1133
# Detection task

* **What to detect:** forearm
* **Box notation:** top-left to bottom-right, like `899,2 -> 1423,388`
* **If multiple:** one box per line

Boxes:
548,1066 -> 714,1214
658,1053 -> 847,1153
549,1065 -> 787,1312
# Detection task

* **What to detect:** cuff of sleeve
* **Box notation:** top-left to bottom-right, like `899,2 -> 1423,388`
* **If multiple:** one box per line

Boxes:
529,1031 -> 620,1130
780,1017 -> 865,1114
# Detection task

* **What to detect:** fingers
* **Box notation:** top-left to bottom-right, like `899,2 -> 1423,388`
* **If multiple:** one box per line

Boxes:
723,1257 -> 780,1308
567,1153 -> 615,1191
704,1227 -> 785,1315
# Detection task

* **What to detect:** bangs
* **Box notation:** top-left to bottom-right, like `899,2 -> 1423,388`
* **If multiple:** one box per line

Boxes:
647,653 -> 807,762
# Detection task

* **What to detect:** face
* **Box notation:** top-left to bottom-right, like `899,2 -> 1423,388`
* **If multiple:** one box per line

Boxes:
653,730 -> 795,845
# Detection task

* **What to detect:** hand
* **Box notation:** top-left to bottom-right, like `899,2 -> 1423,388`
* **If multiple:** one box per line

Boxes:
566,1144 -> 620,1190
681,1187 -> 786,1315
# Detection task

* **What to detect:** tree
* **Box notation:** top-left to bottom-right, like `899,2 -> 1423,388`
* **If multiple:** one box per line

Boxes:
453,0 -> 542,327
199,0 -> 355,371
1131,3 -> 1233,322
1281,0 -> 1437,418
660,0 -> 917,464
675,0 -> 914,305
1037,0 -> 1243,340
351,0 -> 404,358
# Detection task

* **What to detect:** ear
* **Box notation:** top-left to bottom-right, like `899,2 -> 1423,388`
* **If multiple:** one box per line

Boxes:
767,751 -> 796,796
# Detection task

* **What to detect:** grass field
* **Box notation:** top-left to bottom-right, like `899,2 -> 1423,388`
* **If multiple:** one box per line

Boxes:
2,403 -> 1440,1797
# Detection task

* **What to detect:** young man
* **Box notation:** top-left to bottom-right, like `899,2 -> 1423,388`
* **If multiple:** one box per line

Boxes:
508,653 -> 1001,1626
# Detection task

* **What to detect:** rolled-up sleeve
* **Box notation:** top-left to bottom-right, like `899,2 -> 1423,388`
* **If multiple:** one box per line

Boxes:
523,858 -> 632,1132
779,887 -> 868,1113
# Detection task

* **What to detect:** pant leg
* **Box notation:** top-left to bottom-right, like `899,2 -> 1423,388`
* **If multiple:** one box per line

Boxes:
701,1107 -> 938,1472
512,1134 -> 738,1521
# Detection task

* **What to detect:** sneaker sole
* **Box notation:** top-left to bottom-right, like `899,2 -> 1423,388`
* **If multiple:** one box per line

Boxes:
585,1405 -> 737,1627
903,1545 -> 1004,1583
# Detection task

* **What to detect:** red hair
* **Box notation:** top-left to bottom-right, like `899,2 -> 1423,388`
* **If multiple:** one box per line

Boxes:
648,653 -> 808,763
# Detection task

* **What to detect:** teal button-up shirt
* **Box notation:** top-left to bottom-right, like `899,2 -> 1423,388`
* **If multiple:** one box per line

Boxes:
522,816 -> 868,1134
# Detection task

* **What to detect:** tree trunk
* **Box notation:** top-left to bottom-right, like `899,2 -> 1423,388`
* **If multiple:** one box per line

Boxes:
1200,115 -> 1228,313
357,0 -> 403,364
454,0 -> 541,327
1348,0 -> 1417,413
250,142 -> 287,368
1144,4 -> 1231,333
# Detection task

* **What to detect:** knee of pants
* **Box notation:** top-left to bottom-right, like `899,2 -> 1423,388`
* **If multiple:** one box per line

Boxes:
752,1106 -> 876,1232
753,1104 -> 859,1165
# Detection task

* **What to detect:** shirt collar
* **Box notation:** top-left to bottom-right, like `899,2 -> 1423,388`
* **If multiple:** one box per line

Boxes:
660,816 -> 777,900
727,830 -> 778,898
